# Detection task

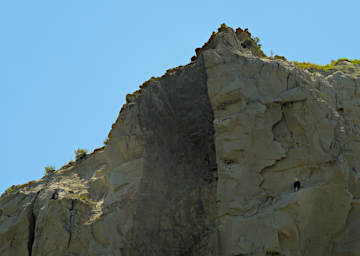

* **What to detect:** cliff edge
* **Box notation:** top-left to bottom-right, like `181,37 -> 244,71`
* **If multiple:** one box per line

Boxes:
1,24 -> 360,256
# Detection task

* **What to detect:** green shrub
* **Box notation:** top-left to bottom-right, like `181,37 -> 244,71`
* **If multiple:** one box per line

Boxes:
80,195 -> 89,201
75,148 -> 88,160
4,185 -> 16,194
2,180 -> 37,195
273,55 -> 287,61
44,165 -> 55,174
293,58 -> 360,72
69,194 -> 95,204
270,50 -> 274,58
250,36 -> 266,57
253,36 -> 261,46
352,59 -> 360,65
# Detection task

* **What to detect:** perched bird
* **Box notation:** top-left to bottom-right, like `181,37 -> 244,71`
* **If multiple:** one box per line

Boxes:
293,178 -> 301,192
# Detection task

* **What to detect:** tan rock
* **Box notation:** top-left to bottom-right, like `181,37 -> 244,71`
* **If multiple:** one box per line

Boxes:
1,25 -> 360,256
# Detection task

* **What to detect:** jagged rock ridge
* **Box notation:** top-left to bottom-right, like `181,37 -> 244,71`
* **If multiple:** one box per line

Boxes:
1,25 -> 360,256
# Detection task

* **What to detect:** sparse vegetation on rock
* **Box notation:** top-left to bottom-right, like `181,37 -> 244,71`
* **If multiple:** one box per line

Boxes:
292,58 -> 360,74
75,148 -> 88,160
4,185 -> 15,194
2,180 -> 36,196
252,36 -> 263,54
69,194 -> 96,204
44,165 -> 55,174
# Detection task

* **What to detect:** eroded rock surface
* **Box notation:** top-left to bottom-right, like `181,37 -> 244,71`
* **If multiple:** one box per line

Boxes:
1,25 -> 360,256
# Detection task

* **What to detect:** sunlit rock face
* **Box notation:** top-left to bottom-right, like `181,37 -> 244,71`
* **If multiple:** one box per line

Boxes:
1,25 -> 360,256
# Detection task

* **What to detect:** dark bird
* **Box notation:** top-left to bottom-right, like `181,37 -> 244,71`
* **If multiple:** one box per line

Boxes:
294,179 -> 301,192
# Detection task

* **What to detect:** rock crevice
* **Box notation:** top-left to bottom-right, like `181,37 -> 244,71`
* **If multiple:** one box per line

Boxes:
67,199 -> 75,249
27,191 -> 40,256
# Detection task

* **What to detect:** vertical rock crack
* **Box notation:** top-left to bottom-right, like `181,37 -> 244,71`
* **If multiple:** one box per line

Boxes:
67,199 -> 75,249
28,191 -> 40,256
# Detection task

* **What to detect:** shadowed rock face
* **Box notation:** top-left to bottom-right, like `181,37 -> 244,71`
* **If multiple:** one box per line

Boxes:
126,56 -> 218,256
1,25 -> 360,256
0,55 -> 218,256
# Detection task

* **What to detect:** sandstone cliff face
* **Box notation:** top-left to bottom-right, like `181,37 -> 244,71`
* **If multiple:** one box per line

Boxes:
1,25 -> 360,256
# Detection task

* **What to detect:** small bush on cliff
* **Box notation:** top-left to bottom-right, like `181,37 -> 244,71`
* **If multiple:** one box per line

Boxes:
293,58 -> 360,72
75,148 -> 88,160
240,36 -> 262,53
44,165 -> 55,174
293,61 -> 336,71
250,36 -> 266,57
4,185 -> 16,194
253,36 -> 261,48
352,59 -> 360,65
69,194 -> 96,204
270,50 -> 274,58
2,180 -> 36,195
273,55 -> 287,61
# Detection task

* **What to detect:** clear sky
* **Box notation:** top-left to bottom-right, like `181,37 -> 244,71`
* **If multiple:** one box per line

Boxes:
1,0 -> 359,193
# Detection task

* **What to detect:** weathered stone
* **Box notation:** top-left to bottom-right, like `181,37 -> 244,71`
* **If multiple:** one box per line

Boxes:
1,25 -> 360,256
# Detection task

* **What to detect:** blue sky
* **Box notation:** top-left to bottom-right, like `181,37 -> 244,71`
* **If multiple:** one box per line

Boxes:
1,0 -> 359,193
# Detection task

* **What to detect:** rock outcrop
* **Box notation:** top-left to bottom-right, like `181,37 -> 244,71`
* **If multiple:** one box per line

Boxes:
1,25 -> 360,256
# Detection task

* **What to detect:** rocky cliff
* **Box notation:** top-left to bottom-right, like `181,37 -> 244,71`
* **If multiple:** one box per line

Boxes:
1,25 -> 360,256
